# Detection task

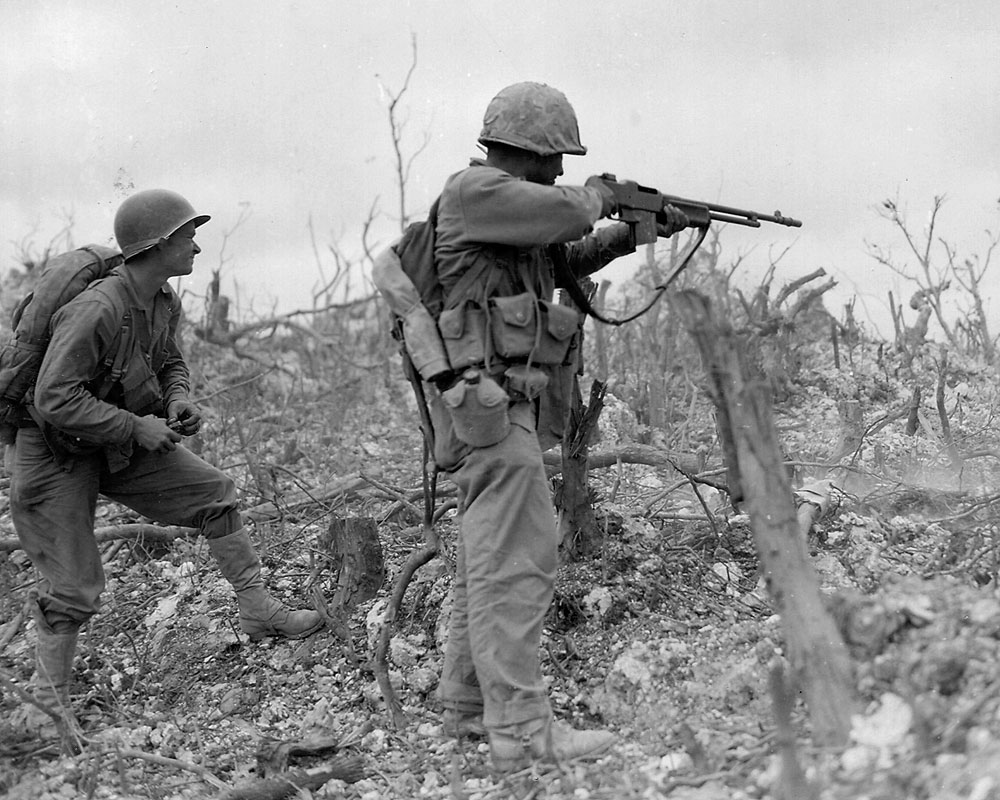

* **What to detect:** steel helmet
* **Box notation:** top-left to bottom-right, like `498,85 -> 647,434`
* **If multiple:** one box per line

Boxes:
478,82 -> 587,157
114,189 -> 211,260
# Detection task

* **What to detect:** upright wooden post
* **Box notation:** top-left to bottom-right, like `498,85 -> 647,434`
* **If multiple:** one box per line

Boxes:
672,290 -> 855,746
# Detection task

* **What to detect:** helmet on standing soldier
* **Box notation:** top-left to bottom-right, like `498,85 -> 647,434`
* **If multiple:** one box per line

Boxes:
114,189 -> 211,261
478,82 -> 587,157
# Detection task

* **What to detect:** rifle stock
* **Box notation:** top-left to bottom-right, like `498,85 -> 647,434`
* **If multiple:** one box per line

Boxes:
598,174 -> 802,246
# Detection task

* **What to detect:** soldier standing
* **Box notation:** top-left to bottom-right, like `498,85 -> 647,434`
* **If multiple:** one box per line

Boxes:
421,82 -> 688,771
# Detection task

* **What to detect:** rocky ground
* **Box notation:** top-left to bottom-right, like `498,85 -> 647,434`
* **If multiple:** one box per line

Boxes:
2,367 -> 1000,799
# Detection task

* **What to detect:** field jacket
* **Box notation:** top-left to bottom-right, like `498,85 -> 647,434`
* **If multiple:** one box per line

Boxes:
434,161 -> 636,448
32,268 -> 189,471
435,161 -> 634,306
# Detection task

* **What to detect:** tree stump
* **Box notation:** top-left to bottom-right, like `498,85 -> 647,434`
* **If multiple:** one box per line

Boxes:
671,290 -> 855,746
320,517 -> 385,615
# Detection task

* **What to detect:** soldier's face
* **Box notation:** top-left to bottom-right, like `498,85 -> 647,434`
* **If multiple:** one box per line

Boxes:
525,153 -> 564,186
159,222 -> 201,277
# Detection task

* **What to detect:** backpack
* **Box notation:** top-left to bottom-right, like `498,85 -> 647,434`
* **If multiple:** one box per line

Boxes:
395,198 -> 443,317
372,200 -> 453,385
372,198 -> 503,385
0,244 -> 126,443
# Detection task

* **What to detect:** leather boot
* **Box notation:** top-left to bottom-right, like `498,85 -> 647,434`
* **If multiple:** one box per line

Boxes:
18,612 -> 85,751
208,529 -> 323,641
489,716 -> 616,773
441,708 -> 487,739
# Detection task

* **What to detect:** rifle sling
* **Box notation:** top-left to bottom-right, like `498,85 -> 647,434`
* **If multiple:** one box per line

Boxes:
546,225 -> 708,326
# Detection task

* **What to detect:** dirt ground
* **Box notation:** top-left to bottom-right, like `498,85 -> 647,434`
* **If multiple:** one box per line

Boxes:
2,375 -> 1000,799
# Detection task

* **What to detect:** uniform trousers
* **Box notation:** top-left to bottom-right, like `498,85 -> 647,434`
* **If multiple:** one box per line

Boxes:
433,400 -> 559,731
10,427 -> 241,626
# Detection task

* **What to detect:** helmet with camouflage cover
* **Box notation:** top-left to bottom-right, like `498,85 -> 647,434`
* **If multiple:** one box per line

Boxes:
114,189 -> 211,261
478,82 -> 587,157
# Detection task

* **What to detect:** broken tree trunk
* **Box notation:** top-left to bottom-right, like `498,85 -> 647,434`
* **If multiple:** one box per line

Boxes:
671,290 -> 855,746
558,378 -> 607,557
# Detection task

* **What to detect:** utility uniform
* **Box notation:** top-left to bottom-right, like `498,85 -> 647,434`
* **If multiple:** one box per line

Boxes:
11,188 -> 320,745
10,269 -> 240,627
432,161 -> 634,735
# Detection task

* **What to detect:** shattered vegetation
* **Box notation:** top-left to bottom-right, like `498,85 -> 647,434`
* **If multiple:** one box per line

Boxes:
2,298 -> 1000,799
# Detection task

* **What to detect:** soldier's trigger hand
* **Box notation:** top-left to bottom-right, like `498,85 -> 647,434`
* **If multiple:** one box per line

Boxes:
585,175 -> 618,218
133,414 -> 182,453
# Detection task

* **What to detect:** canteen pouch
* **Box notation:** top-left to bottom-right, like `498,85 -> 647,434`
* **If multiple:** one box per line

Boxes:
535,300 -> 581,365
441,369 -> 510,447
439,303 -> 488,370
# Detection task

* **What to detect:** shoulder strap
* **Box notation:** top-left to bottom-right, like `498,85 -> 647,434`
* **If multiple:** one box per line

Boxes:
92,282 -> 134,401
78,245 -> 110,274
426,195 -> 497,312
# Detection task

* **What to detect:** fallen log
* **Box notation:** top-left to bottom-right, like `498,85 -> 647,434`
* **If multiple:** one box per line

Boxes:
216,757 -> 365,800
0,523 -> 196,554
242,473 -> 368,521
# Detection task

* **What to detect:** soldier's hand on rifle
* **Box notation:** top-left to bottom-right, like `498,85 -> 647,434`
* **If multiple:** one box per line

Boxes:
166,399 -> 202,436
657,204 -> 690,237
133,414 -> 182,453
585,175 -> 619,218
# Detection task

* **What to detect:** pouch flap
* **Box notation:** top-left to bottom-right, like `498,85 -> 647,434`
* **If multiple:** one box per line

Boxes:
492,293 -> 535,328
441,380 -> 468,408
543,302 -> 581,342
438,306 -> 466,340
474,375 -> 509,408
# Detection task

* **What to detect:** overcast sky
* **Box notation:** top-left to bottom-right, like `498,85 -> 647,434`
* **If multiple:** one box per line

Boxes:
2,1 -> 998,337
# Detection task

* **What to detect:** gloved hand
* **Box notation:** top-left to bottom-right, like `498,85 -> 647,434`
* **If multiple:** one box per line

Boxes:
166,398 -> 203,436
657,204 -> 691,237
585,175 -> 618,218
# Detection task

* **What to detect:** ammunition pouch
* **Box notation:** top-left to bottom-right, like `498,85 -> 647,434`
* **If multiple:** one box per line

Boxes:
434,293 -> 582,374
489,293 -> 580,365
439,302 -> 488,371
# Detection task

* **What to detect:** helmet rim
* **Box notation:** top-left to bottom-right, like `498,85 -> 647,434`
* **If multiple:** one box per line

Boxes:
478,82 -> 587,157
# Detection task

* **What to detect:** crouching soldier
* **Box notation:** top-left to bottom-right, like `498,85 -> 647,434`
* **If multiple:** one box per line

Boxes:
9,189 -> 323,742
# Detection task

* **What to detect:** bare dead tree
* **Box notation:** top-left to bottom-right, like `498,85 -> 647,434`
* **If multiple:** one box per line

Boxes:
370,35 -> 441,729
378,33 -> 431,231
11,212 -> 77,273
942,225 -> 999,364
867,196 -> 957,348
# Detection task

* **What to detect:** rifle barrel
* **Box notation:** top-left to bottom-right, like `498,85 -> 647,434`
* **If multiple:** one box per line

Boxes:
664,194 -> 802,228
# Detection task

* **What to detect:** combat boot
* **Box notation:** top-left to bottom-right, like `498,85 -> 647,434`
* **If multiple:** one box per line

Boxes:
441,707 -> 487,739
208,529 -> 323,641
489,716 -> 616,773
